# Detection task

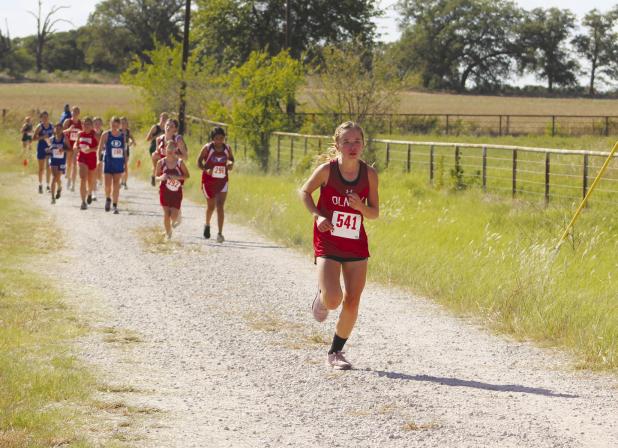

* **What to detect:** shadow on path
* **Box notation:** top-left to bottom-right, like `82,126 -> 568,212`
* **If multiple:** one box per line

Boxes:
362,369 -> 579,398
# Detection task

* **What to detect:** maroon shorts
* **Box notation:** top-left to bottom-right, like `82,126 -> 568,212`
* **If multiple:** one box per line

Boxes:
159,187 -> 183,209
77,151 -> 97,171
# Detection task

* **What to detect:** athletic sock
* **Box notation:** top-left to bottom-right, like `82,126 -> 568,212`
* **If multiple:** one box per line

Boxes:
328,333 -> 348,354
113,203 -> 117,208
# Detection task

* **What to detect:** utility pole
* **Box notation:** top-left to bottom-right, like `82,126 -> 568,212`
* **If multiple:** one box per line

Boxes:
178,0 -> 191,135
284,0 -> 295,117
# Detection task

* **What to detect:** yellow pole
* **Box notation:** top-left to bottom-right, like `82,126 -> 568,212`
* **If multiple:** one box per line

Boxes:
555,141 -> 618,250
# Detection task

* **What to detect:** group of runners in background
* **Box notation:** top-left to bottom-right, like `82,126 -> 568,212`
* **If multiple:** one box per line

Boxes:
20,109 -> 379,370
20,108 -> 236,242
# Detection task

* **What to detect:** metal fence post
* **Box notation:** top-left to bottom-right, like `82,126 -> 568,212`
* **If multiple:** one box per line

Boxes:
304,137 -> 308,155
512,149 -> 518,198
605,116 -> 609,137
545,152 -> 550,205
429,145 -> 435,184
276,134 -> 281,171
406,144 -> 411,173
583,154 -> 589,200
499,115 -> 503,136
482,145 -> 487,192
552,116 -> 556,137
385,143 -> 390,168
290,136 -> 294,167
445,115 -> 450,135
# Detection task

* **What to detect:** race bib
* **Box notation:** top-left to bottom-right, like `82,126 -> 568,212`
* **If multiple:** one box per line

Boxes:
111,147 -> 124,158
52,147 -> 63,158
70,131 -> 79,141
212,165 -> 226,179
79,143 -> 89,151
166,178 -> 181,192
331,211 -> 361,240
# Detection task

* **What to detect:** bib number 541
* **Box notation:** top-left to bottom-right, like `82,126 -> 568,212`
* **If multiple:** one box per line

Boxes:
331,211 -> 361,239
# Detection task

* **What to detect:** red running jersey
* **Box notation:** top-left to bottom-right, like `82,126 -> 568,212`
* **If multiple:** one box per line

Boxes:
313,160 -> 370,259
156,134 -> 182,158
76,130 -> 98,152
64,119 -> 82,147
201,143 -> 233,185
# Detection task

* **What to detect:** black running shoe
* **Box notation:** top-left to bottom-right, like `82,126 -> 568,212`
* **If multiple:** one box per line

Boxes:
55,188 -> 61,199
87,194 -> 92,204
151,176 -> 155,186
105,198 -> 111,212
80,202 -> 87,210
203,225 -> 211,239
113,207 -> 119,215
38,185 -> 43,194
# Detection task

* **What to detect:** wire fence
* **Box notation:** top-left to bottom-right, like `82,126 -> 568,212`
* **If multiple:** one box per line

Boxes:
181,114 -> 618,207
292,112 -> 618,137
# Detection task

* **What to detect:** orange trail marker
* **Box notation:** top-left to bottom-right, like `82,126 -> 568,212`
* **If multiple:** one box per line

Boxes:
22,158 -> 28,167
136,159 -> 141,168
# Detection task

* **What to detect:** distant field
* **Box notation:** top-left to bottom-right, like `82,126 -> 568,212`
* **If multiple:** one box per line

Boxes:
0,82 -> 143,123
298,88 -> 618,116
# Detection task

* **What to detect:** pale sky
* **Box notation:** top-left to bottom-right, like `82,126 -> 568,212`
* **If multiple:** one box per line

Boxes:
2,0 -> 617,41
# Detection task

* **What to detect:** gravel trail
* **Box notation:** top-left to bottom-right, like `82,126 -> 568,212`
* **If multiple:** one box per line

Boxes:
26,175 -> 618,447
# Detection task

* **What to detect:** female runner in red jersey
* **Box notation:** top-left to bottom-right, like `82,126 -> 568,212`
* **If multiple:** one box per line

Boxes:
152,118 -> 188,167
74,117 -> 99,210
93,116 -> 104,201
197,127 -> 234,242
63,106 -> 82,191
299,121 -> 379,370
156,141 -> 190,239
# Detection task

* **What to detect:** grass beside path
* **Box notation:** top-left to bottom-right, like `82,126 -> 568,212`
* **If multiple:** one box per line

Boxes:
0,131 -> 126,447
129,131 -> 618,371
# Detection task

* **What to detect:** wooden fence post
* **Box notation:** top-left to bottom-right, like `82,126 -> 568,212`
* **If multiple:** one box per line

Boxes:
512,149 -> 518,198
304,137 -> 308,155
318,138 -> 322,153
605,116 -> 610,137
552,116 -> 556,137
482,145 -> 487,192
499,115 -> 503,136
429,145 -> 435,184
445,115 -> 450,135
406,144 -> 411,173
545,152 -> 550,205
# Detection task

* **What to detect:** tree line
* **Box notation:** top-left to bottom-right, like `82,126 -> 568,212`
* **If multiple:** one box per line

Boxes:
1,0 -> 618,95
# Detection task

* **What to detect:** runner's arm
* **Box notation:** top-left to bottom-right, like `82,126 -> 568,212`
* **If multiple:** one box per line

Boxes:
299,163 -> 333,231
177,136 -> 188,161
155,160 -> 166,181
98,132 -> 108,159
348,166 -> 379,219
145,125 -> 156,142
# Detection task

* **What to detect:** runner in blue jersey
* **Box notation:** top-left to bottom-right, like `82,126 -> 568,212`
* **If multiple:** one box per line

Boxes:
33,111 -> 54,194
48,123 -> 70,204
98,116 -> 126,214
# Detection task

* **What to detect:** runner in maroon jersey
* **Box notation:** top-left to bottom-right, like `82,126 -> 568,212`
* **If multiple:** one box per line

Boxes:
197,127 -> 235,242
74,117 -> 99,210
156,140 -> 190,239
63,106 -> 82,191
299,121 -> 379,370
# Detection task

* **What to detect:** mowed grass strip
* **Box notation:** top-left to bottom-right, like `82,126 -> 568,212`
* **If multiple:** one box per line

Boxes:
0,131 -> 100,447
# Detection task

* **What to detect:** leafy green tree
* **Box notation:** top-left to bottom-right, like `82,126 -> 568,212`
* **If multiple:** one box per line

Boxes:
572,8 -> 618,95
42,30 -> 87,71
517,7 -> 579,92
80,0 -> 184,71
192,0 -> 379,68
225,51 -> 304,170
394,0 -> 523,91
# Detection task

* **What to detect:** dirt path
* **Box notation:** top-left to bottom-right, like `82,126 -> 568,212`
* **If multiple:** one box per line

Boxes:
26,175 -> 618,447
